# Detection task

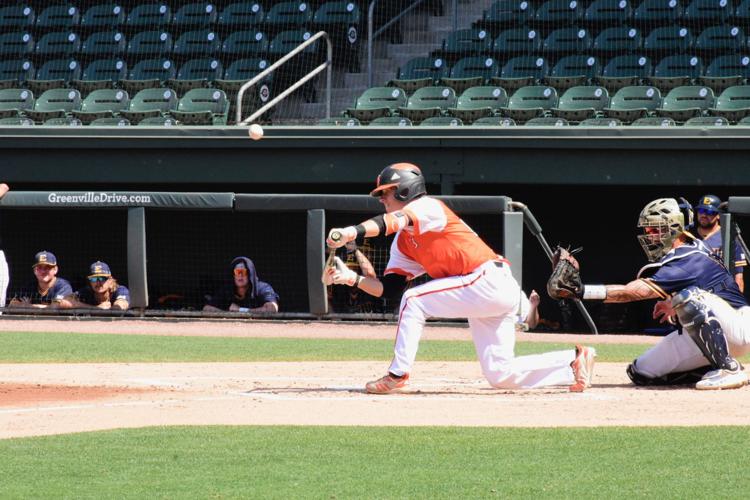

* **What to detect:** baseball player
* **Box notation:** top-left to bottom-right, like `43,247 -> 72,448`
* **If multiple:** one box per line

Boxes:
693,194 -> 746,292
203,256 -> 279,313
325,162 -> 596,394
0,183 -> 9,311
8,251 -> 76,309
74,261 -> 130,310
552,198 -> 749,390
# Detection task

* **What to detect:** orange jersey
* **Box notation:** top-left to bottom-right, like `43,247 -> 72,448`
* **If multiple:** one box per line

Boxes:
384,197 -> 500,279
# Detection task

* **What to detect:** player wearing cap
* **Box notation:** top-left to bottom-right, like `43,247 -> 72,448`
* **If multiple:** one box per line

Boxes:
203,256 -> 279,313
74,261 -> 130,310
0,182 -> 9,311
8,251 -> 75,309
325,162 -> 596,394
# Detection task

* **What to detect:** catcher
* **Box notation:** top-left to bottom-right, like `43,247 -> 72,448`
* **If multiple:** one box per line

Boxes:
325,162 -> 596,394
547,198 -> 750,390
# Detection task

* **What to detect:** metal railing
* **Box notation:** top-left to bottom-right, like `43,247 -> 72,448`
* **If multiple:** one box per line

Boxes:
237,31 -> 332,125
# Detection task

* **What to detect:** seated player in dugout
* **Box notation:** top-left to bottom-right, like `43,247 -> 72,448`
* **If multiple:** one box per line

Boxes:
203,256 -> 279,313
73,261 -> 130,310
325,162 -> 596,394
8,250 -> 76,309
328,239 -> 378,313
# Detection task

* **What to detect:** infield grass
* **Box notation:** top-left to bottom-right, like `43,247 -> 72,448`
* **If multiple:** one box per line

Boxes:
1,426 -> 749,498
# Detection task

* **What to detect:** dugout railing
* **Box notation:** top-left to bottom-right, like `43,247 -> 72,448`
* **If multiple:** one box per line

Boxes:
0,192 -> 520,319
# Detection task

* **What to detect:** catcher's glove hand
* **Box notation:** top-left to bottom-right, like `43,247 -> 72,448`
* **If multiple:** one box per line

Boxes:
547,246 -> 583,300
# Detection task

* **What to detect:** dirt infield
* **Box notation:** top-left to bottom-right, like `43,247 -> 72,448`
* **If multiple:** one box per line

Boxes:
1,319 -> 748,438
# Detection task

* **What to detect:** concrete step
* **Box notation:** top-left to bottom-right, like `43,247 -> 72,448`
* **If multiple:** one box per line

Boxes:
329,86 -> 367,100
429,13 -> 484,31
371,55 -> 416,73
387,42 -> 441,59
345,71 -> 393,88
299,101 -> 352,119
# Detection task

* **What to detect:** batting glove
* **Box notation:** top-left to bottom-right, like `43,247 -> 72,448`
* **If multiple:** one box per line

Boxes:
326,226 -> 357,248
331,257 -> 358,286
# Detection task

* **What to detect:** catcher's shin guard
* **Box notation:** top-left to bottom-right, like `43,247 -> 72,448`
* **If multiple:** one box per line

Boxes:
672,288 -> 740,371
626,360 -> 711,386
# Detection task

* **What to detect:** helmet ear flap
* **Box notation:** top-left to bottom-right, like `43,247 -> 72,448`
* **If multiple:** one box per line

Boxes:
677,197 -> 694,231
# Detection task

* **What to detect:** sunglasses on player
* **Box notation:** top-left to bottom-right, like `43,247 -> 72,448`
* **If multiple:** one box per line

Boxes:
233,268 -> 248,278
88,276 -> 108,283
697,207 -> 719,216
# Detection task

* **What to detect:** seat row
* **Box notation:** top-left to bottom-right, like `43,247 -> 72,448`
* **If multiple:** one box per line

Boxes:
343,84 -> 750,124
320,115 -> 750,127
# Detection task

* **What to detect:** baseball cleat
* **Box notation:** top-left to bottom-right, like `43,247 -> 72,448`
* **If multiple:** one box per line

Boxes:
365,373 -> 410,394
569,345 -> 596,392
695,368 -> 749,390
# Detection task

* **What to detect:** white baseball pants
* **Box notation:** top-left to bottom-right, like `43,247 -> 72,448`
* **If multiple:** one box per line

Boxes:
0,250 -> 7,310
388,260 -> 577,389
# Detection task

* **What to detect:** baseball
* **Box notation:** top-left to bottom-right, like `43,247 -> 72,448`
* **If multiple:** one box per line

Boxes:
248,123 -> 264,141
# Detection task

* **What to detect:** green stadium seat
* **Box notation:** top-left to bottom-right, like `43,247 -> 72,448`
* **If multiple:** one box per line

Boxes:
492,56 -> 549,91
80,4 -> 125,31
736,115 -> 750,125
532,0 -> 583,26
89,116 -> 130,126
137,116 -> 178,126
317,117 -> 361,126
264,1 -> 313,32
525,116 -> 569,126
74,59 -> 127,93
218,2 -> 265,27
127,31 -> 173,58
683,0 -> 732,26
593,27 -> 642,56
389,57 -> 449,94
694,25 -> 745,54
552,85 -> 610,121
650,55 -> 703,91
441,56 -> 500,94
267,29 -> 320,97
313,1 -> 362,70
0,88 -> 34,119
657,85 -> 716,121
81,31 -> 126,58
491,28 -> 541,58
598,55 -> 652,91
709,85 -> 750,121
0,116 -> 34,126
120,88 -> 178,123
583,0 -> 633,25
700,55 -> 750,92
419,116 -> 463,126
121,58 -> 175,94
448,85 -> 508,123
173,30 -> 222,58
126,4 -> 171,30
643,26 -> 694,58
25,88 -> 81,123
436,28 -> 493,63
72,88 -> 129,123
502,85 -> 558,121
397,86 -> 457,123
546,55 -> 601,90
683,116 -> 729,126
0,5 -> 35,29
222,30 -> 269,59
604,85 -> 662,122
542,27 -> 593,55
216,57 -> 273,100
172,2 -> 218,29
477,0 -> 534,31
0,59 -> 34,88
735,0 -> 750,26
0,32 -> 34,57
35,5 -> 80,30
345,86 -> 407,122
579,117 -> 623,126
35,31 -> 81,57
28,59 -> 81,94
171,88 -> 230,125
471,116 -> 516,126
171,58 -> 223,94
43,116 -> 82,127
369,116 -> 413,126
633,0 -> 682,26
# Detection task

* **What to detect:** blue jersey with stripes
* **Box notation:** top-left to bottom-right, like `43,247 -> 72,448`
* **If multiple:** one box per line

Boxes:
698,229 -> 746,273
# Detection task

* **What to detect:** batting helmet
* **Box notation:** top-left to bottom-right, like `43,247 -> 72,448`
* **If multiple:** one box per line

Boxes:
369,163 -> 427,202
637,198 -> 692,262
696,194 -> 722,215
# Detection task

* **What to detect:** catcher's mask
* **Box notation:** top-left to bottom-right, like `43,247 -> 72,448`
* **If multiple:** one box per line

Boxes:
637,198 -> 692,262
370,163 -> 427,202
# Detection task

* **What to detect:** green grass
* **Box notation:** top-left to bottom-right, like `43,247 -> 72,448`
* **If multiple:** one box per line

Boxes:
0,331 -> 654,363
1,426 -> 749,498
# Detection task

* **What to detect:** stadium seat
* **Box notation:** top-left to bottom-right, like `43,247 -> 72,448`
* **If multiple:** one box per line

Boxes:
369,116 -> 413,126
650,54 -> 703,91
171,58 -> 223,94
735,0 -> 750,26
598,55 -> 653,90
216,57 -> 274,101
125,4 -> 171,29
0,32 -> 34,57
137,116 -> 178,126
0,5 -> 35,29
592,27 -> 642,56
471,116 -> 516,126
29,59 -> 82,93
579,117 -> 623,126
552,85 -> 610,121
173,30 -> 221,60
80,4 -> 126,31
313,1 -> 362,70
525,116 -> 569,126
389,57 -> 449,93
656,85 -> 716,121
264,1 -> 313,34
492,55 -> 549,91
43,116 -> 82,126
267,29 -> 320,101
633,0 -> 682,26
542,27 -> 593,55
631,116 -> 676,126
708,85 -> 750,121
0,88 -> 34,119
492,28 -> 541,57
397,86 -> 457,123
81,31 -> 126,58
436,29 -> 493,64
683,115 -> 729,126
172,2 -> 218,29
583,0 -> 633,26
35,31 -> 81,57
218,2 -> 265,27
25,88 -> 82,123
317,116 -> 361,126
120,87 -> 179,123
643,26 -> 694,57
35,5 -> 80,30
477,0 -> 535,31
0,59 -> 35,88
700,54 -> 750,91
683,0 -> 732,26
448,85 -> 509,123
546,55 -> 601,90
222,31 -> 269,60
694,26 -> 745,54
72,88 -> 129,123
420,116 -> 463,126
441,56 -> 500,94
0,116 -> 34,126
121,58 -> 176,94
345,86 -> 407,122
502,85 -> 559,121
532,0 -> 583,26
89,116 -> 130,126
603,85 -> 662,121
736,115 -> 750,125
171,88 -> 230,125
127,31 -> 173,58
74,59 -> 127,92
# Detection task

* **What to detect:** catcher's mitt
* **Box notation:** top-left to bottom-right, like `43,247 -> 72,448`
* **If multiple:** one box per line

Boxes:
547,246 -> 583,300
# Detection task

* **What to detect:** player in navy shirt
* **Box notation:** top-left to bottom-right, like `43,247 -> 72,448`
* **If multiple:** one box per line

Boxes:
75,261 -> 130,310
8,251 -> 76,309
203,256 -> 279,313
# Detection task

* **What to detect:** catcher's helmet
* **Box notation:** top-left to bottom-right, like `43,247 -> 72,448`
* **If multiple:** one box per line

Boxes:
637,198 -> 692,262
369,163 -> 427,202
696,194 -> 722,215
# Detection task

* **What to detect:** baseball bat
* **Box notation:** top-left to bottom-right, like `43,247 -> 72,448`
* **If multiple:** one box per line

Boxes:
321,231 -> 342,284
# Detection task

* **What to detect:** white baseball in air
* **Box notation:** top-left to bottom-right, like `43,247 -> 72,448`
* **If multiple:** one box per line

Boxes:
248,123 -> 264,140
